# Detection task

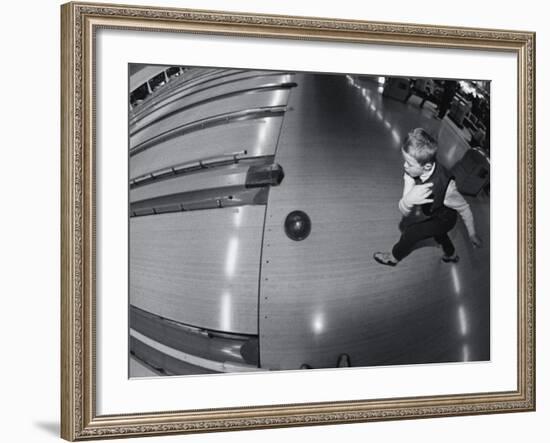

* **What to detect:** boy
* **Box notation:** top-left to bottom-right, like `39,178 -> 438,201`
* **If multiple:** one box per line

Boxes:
373,128 -> 482,266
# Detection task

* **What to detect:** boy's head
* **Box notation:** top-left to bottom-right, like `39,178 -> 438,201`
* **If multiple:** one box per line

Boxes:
401,128 -> 438,178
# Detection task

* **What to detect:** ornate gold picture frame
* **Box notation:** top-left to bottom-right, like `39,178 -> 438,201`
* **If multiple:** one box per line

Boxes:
61,1 -> 535,440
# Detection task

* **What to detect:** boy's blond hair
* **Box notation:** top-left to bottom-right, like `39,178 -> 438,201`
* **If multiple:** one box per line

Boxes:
402,128 -> 438,165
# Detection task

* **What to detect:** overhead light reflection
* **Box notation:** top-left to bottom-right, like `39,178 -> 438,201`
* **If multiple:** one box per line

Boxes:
270,89 -> 286,107
458,305 -> 468,336
391,129 -> 401,144
225,237 -> 239,277
462,344 -> 470,362
451,266 -> 461,294
221,347 -> 240,358
233,208 -> 243,228
312,312 -> 325,334
254,121 -> 269,153
221,291 -> 232,331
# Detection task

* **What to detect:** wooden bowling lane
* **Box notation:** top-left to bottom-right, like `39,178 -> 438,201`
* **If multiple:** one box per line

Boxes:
130,88 -> 292,151
131,72 -> 294,132
258,73 -> 490,370
130,162 -> 250,204
130,205 -> 265,335
130,116 -> 284,180
130,69 -> 281,123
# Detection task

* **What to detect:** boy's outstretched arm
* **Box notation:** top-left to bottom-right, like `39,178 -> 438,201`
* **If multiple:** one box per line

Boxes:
444,180 -> 483,247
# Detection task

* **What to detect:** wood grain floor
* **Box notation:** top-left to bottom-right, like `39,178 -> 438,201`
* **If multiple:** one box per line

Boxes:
258,73 -> 489,370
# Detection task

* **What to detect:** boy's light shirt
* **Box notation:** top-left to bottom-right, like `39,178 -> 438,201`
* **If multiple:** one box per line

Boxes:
398,163 -> 477,237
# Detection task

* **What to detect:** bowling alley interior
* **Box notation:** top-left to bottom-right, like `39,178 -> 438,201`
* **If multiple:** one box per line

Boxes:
128,65 -> 491,377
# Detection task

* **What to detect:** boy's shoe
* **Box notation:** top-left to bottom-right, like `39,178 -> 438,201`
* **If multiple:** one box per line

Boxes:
373,252 -> 398,266
442,253 -> 460,263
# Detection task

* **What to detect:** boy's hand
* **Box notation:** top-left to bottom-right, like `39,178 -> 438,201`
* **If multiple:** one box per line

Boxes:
470,234 -> 483,248
404,183 -> 434,206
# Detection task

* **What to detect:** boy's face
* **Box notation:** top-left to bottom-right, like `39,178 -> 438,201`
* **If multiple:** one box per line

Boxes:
402,150 -> 432,178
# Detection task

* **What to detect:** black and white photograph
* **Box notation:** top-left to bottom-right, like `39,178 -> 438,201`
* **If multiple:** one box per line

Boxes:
128,65 -> 491,377
3,0 -> 546,440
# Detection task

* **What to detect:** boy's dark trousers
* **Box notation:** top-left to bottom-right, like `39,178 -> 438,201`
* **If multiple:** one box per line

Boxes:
392,210 -> 458,261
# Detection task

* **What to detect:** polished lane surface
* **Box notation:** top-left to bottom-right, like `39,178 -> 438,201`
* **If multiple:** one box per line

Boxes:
259,73 -> 490,370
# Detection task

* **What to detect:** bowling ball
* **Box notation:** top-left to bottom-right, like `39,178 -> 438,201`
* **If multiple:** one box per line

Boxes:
284,210 -> 311,241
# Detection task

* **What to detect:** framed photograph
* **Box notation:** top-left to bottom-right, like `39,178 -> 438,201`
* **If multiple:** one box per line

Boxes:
61,1 -> 536,440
